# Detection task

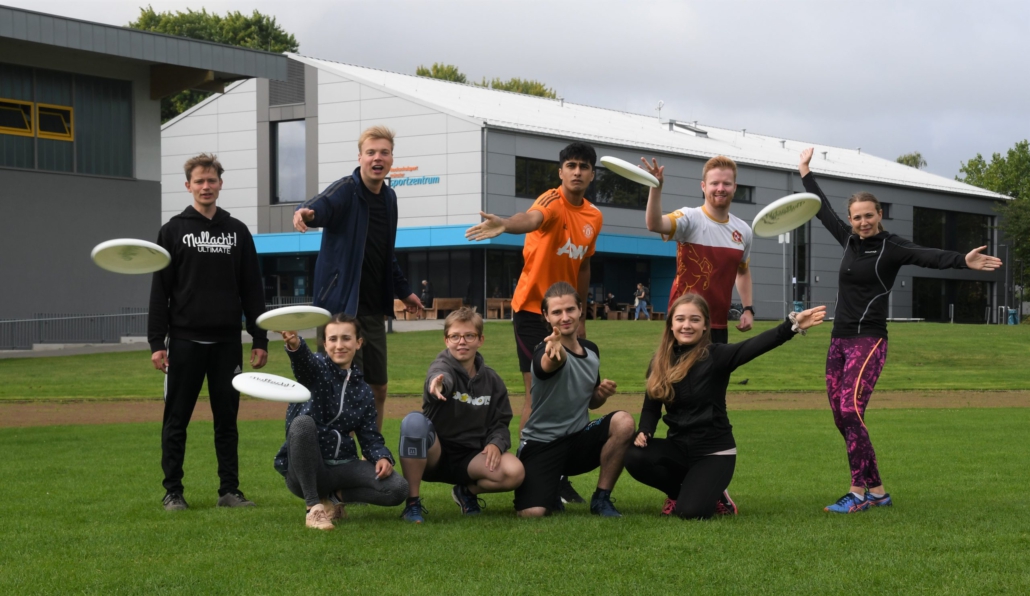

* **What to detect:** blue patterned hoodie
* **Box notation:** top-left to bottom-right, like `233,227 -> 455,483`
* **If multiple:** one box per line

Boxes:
273,338 -> 393,476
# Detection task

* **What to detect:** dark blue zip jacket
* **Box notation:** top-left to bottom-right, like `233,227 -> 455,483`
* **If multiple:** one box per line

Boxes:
298,168 -> 413,316
273,338 -> 393,476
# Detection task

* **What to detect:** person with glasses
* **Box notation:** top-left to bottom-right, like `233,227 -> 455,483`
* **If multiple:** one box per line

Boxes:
398,307 -> 524,523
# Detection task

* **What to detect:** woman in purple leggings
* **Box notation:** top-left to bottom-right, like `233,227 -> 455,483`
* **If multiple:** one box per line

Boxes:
798,148 -> 1002,513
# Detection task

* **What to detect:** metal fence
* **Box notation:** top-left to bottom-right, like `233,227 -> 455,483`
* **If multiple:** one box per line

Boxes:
266,296 -> 312,308
0,308 -> 149,350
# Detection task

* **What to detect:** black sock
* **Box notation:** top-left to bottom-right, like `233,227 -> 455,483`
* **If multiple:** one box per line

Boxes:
407,496 -> 420,507
593,488 -> 611,500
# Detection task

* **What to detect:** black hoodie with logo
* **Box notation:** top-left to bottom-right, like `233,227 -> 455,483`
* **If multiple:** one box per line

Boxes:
423,349 -> 513,453
148,206 -> 268,351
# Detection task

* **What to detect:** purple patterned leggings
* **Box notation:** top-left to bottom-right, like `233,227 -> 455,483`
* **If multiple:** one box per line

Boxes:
826,337 -> 888,488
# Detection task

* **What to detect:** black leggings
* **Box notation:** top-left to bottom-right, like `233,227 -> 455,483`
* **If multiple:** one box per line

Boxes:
624,438 -> 736,519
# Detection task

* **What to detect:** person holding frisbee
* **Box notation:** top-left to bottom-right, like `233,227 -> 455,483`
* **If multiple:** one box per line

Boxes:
626,294 -> 825,518
293,126 -> 422,431
397,307 -> 524,523
149,153 -> 268,512
514,282 -> 634,518
797,147 -> 1002,513
465,141 -> 604,505
274,313 -> 407,530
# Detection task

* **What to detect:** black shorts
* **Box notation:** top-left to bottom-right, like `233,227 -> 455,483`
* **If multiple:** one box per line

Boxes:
513,310 -> 550,373
352,314 -> 388,386
423,442 -> 479,486
513,412 -> 619,511
710,327 -> 729,345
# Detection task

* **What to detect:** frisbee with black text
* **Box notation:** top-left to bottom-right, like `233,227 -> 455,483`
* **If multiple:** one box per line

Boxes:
599,156 -> 661,188
91,239 -> 171,274
752,193 -> 822,238
256,305 -> 332,331
233,372 -> 311,403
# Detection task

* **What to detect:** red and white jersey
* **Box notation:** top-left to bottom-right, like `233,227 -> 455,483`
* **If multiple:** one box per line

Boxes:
663,206 -> 752,329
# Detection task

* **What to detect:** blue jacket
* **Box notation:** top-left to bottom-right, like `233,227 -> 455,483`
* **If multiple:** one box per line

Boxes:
299,168 -> 413,316
273,339 -> 394,476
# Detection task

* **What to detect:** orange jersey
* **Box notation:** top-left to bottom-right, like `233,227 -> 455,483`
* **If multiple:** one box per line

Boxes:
511,188 -> 604,314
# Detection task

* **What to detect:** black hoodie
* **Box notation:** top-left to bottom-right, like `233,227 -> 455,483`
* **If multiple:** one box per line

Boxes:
423,349 -> 513,452
148,206 -> 268,351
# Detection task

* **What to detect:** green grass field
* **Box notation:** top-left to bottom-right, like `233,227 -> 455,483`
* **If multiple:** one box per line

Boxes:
2,409 -> 1028,594
2,320 -> 1029,400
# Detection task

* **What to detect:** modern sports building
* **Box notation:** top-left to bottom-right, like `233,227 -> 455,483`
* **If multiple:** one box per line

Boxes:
158,54 -> 1010,323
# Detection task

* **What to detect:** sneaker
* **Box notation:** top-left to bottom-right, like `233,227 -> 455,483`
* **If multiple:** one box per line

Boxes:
590,491 -> 622,518
865,492 -> 893,508
401,498 -> 428,524
322,492 -> 348,521
163,492 -> 188,511
217,491 -> 256,508
451,485 -> 484,516
661,498 -> 677,516
305,503 -> 334,531
824,492 -> 870,514
559,475 -> 585,504
714,490 -> 738,515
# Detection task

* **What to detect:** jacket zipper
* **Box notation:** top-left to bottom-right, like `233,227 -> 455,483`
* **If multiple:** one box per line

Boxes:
332,430 -> 342,459
327,369 -> 350,426
318,272 -> 339,302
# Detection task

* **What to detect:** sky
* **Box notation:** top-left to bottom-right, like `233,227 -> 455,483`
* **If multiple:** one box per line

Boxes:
9,0 -> 1029,179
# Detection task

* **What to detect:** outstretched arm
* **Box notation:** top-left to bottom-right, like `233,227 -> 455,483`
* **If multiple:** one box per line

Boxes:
717,306 -> 826,372
465,210 -> 545,241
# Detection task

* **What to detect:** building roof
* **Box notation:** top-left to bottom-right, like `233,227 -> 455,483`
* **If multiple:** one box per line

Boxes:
289,53 -> 1005,201
0,5 -> 287,82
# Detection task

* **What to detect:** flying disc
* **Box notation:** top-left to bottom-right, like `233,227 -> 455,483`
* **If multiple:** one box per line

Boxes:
91,239 -> 170,274
233,372 -> 311,403
599,156 -> 660,188
752,193 -> 822,238
256,305 -> 332,331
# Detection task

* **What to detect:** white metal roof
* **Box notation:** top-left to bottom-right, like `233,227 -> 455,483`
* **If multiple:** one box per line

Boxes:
290,53 -> 1005,200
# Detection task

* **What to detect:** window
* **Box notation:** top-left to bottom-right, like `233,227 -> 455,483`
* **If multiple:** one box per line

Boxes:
913,207 -> 991,251
0,98 -> 33,137
880,202 -> 892,220
588,167 -> 649,209
36,104 -> 73,141
913,277 -> 991,323
732,185 -> 754,204
273,120 -> 306,203
515,156 -> 559,199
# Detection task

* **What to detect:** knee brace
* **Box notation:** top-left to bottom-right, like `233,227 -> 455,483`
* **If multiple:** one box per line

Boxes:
399,412 -> 436,459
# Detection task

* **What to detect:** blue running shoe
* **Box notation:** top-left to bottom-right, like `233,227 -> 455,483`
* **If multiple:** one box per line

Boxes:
865,492 -> 892,508
451,485 -> 484,515
824,492 -> 870,514
590,490 -> 622,518
400,498 -> 428,523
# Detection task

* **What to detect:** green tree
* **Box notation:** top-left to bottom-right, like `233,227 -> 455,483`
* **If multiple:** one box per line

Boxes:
958,140 -> 1030,264
477,76 -> 557,99
415,63 -> 467,84
896,151 -> 927,169
128,6 -> 299,121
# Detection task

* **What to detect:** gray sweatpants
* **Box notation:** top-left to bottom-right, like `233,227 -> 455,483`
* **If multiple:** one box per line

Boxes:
284,415 -> 408,508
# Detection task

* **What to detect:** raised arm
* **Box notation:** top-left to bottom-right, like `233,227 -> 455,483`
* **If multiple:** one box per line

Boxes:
799,148 -> 852,247
641,157 -> 673,235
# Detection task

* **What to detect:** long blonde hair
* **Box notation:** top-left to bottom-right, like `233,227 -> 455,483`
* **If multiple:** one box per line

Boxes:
646,294 -> 712,402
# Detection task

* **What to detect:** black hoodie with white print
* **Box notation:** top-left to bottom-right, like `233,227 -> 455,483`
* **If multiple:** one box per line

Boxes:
423,349 -> 513,453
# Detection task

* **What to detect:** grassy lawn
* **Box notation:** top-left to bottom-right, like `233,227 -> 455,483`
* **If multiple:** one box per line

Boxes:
1,409 -> 1028,593
2,320 -> 1029,400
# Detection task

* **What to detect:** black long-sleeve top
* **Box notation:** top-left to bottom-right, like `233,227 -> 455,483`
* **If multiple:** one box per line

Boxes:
638,320 -> 797,454
803,173 -> 968,339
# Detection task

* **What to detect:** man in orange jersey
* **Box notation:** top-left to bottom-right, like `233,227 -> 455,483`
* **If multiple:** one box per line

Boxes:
466,142 -> 603,504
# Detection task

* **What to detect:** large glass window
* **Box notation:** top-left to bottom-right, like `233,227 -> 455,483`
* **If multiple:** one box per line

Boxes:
913,207 -> 991,252
261,255 -> 317,304
732,185 -> 754,204
273,120 -> 306,203
912,277 -> 991,323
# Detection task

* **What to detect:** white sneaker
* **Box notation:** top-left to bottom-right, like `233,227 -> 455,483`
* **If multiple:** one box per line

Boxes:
305,503 -> 335,530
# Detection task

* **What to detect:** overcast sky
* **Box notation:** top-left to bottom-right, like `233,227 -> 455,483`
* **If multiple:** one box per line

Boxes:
10,0 -> 1029,178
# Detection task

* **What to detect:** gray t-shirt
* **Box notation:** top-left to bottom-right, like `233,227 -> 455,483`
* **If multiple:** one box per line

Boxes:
521,338 -> 601,444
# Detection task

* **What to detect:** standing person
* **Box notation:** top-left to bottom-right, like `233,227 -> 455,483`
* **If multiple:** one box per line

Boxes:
420,280 -> 434,312
514,282 -> 635,518
397,307 -> 524,523
149,153 -> 269,511
641,156 -> 755,343
797,148 -> 1002,513
626,294 -> 825,518
634,283 -> 650,320
274,314 -> 407,531
466,142 -> 604,504
293,126 -> 422,431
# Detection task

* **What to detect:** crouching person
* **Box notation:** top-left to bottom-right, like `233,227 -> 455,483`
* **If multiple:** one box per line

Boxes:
273,314 -> 408,530
399,307 -> 524,523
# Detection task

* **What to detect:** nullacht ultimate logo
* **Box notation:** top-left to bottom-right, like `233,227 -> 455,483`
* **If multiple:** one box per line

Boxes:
761,200 -> 807,224
182,231 -> 237,254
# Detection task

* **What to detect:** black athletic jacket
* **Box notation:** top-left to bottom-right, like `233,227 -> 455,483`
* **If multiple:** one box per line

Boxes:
423,350 -> 513,453
638,320 -> 797,454
803,173 -> 968,339
148,206 -> 268,351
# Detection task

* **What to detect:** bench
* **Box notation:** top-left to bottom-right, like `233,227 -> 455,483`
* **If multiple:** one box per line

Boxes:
424,297 -> 464,320
486,298 -> 512,320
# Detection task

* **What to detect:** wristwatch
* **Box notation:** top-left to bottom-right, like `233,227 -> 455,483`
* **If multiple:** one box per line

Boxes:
743,306 -> 755,316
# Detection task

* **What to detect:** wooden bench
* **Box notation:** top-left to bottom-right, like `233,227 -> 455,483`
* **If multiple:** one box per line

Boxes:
424,297 -> 464,320
393,299 -> 409,320
486,298 -> 512,320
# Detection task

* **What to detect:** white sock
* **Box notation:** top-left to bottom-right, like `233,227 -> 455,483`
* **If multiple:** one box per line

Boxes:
851,491 -> 865,500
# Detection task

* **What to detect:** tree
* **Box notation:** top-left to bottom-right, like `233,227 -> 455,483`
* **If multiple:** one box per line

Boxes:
958,140 -> 1030,264
415,63 -> 467,84
416,63 -> 557,99
896,151 -> 927,169
128,7 -> 299,121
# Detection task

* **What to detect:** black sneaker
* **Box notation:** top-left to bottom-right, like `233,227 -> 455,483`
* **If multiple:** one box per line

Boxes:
163,492 -> 188,511
217,490 -> 256,508
559,475 -> 585,504
589,491 -> 622,518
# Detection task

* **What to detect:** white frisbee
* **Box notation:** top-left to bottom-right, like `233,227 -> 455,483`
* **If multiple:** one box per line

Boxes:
752,193 -> 822,238
599,156 -> 660,188
256,305 -> 332,331
91,239 -> 171,274
233,372 -> 311,403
